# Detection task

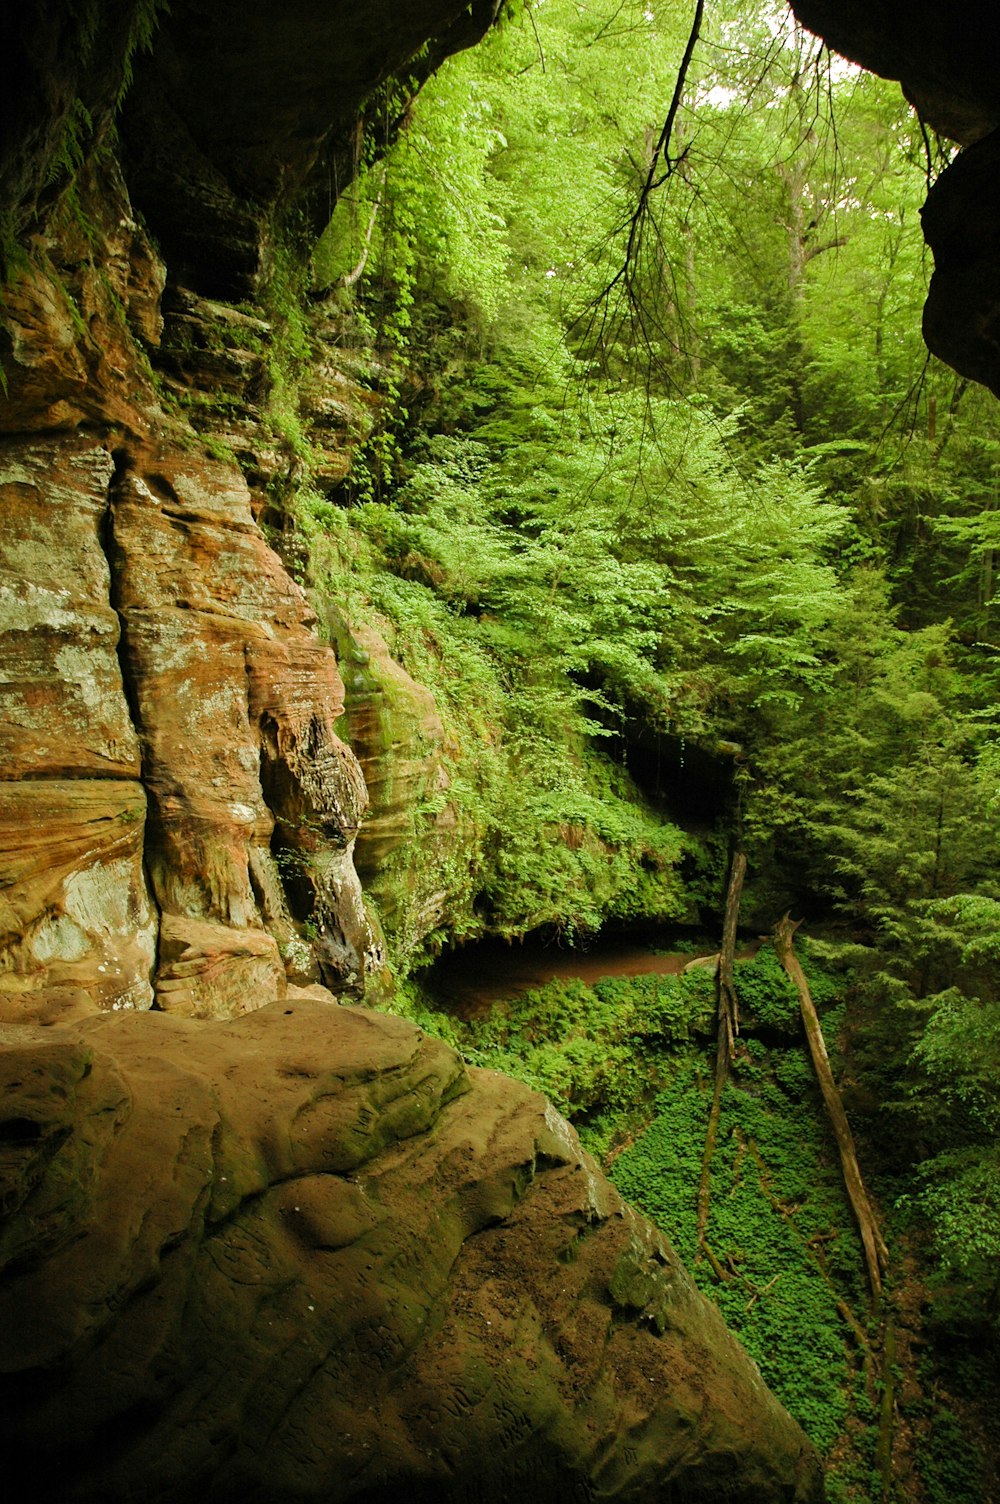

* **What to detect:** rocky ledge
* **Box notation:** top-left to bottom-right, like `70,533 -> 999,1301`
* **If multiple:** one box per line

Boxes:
0,997 -> 822,1503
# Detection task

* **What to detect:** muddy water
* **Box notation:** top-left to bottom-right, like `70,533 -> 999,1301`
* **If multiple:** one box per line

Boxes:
423,934 -> 714,1019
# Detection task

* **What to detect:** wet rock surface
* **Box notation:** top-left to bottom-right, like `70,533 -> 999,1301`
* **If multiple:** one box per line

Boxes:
0,1000 -> 823,1504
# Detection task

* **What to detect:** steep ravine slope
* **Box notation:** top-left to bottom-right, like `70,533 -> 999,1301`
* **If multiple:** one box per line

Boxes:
0,2 -> 823,1499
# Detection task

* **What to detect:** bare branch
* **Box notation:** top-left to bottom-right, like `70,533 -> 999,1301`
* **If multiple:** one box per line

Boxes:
623,0 -> 705,278
526,0 -> 546,72
802,233 -> 849,265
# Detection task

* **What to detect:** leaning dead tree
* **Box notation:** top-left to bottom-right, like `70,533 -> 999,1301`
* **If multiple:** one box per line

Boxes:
772,914 -> 889,1304
696,848 -> 747,1268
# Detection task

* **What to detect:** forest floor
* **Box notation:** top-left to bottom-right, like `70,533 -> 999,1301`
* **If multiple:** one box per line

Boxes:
401,935 -> 995,1504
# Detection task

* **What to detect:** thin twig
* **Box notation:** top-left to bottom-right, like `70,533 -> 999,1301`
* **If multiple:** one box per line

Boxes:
526,0 -> 546,72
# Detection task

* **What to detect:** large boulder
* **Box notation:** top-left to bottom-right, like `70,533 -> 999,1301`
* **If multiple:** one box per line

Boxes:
0,999 -> 823,1503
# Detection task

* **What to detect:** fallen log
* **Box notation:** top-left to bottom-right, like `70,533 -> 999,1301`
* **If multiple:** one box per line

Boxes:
772,914 -> 888,1304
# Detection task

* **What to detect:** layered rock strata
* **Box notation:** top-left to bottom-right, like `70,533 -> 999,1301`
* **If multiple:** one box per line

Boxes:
9,0 -> 997,1495
0,97 -> 374,1013
0,285 -> 371,1012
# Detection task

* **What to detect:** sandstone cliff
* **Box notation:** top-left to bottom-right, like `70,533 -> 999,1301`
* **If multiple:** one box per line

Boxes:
4,0 -> 996,1496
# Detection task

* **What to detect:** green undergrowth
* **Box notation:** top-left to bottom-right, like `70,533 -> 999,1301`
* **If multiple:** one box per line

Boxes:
392,943 -> 906,1494
909,1403 -> 985,1504
387,962 -> 717,1104
308,496 -> 697,965
612,1054 -> 868,1457
466,967 -> 716,1119
603,950 -> 883,1490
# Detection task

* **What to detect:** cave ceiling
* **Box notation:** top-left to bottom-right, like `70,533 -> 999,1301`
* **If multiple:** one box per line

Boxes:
790,0 -> 1000,397
2,3 -> 1000,389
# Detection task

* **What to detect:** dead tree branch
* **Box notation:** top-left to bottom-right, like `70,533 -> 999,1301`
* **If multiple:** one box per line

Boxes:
772,914 -> 889,1304
336,165 -> 388,290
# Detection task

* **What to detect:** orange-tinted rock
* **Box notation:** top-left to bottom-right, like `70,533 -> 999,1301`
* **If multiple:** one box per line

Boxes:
155,913 -> 286,1018
0,156 -> 165,437
0,779 -> 156,1011
108,449 -> 370,994
0,437 -> 139,780
0,1001 -> 824,1504
0,388 -> 371,1009
0,149 -> 373,1010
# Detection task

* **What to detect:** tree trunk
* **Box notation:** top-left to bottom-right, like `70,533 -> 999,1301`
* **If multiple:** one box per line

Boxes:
718,849 -> 746,1052
696,850 -> 747,1249
875,1314 -> 896,1499
772,914 -> 888,1304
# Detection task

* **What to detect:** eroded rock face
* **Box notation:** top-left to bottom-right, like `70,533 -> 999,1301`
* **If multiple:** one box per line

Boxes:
0,0 -> 517,1016
0,1000 -> 823,1504
118,0 -> 506,296
791,0 -> 1000,396
0,353 -> 371,1013
0,72 -> 376,1014
331,616 -> 469,956
0,780 -> 157,1011
0,430 -> 156,1010
109,443 -> 371,997
0,438 -> 139,781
